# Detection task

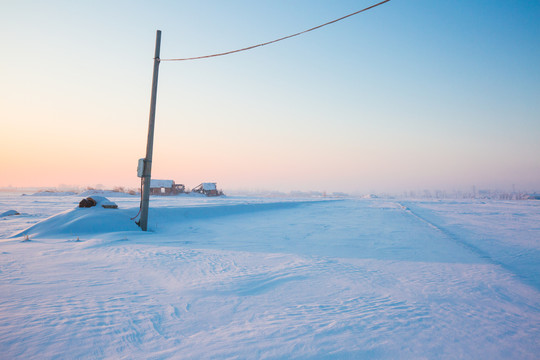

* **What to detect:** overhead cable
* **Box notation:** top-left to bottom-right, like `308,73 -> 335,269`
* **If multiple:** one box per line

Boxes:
159,0 -> 391,62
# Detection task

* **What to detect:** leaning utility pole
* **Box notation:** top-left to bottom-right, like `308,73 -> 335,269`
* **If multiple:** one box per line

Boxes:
139,30 -> 161,231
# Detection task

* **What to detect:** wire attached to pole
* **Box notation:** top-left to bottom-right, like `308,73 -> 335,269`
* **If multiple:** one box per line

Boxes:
131,177 -> 144,221
160,0 -> 391,62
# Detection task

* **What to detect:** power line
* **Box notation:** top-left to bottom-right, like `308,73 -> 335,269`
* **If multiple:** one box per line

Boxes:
160,0 -> 391,62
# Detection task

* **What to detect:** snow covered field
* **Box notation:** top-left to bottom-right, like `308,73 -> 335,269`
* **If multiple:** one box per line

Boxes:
1,192 -> 539,359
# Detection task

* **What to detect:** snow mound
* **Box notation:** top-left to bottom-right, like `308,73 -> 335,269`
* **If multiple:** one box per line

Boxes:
79,190 -> 137,198
81,196 -> 117,208
1,210 -> 20,217
11,206 -> 139,239
26,191 -> 77,196
10,200 -> 325,239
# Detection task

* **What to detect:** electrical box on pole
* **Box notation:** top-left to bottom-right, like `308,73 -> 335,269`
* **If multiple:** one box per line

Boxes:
137,158 -> 145,178
138,30 -> 161,231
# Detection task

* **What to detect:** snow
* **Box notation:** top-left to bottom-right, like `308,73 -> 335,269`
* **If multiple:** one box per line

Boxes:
150,179 -> 174,188
1,193 -> 539,359
202,182 -> 217,191
23,190 -> 78,196
0,210 -> 19,217
79,189 -> 138,198
83,195 -> 118,208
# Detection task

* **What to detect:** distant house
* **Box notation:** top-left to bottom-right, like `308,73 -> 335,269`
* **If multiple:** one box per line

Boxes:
192,182 -> 223,197
150,179 -> 185,195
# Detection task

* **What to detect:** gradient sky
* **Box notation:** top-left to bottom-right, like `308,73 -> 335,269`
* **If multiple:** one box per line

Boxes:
1,0 -> 539,193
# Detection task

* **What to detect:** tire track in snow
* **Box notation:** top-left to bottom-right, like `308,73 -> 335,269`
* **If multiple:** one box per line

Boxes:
398,201 -> 534,289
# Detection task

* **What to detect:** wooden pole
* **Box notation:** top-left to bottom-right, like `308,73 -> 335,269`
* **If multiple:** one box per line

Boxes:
139,30 -> 161,231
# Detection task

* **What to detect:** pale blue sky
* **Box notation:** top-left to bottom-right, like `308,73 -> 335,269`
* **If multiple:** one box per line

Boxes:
1,0 -> 539,193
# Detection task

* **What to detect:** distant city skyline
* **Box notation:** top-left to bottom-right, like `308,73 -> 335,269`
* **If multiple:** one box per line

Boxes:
1,0 -> 539,193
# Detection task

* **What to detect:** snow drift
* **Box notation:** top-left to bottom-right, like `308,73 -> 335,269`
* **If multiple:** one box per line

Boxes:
11,199 -> 324,239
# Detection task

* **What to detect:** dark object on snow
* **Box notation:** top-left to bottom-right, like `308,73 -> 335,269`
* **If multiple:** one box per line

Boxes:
102,203 -> 118,209
79,197 -> 97,208
1,210 -> 20,217
78,196 -> 118,209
